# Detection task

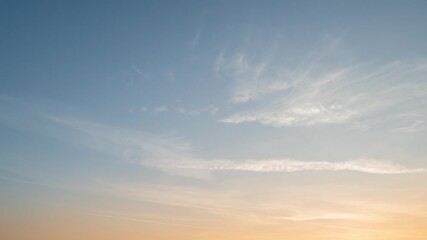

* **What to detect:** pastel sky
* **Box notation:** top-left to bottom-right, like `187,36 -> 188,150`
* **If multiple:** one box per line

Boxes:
1,1 -> 427,239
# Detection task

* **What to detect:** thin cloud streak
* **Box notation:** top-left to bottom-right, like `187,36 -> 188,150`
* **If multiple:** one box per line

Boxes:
130,105 -> 219,116
276,213 -> 370,222
163,158 -> 426,174
73,208 -> 197,228
97,180 -> 406,226
51,116 -> 426,176
99,182 -> 362,225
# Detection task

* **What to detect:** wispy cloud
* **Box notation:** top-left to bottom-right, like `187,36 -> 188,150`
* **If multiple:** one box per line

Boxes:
217,39 -> 427,130
97,179 -> 414,226
98,181 -> 346,225
0,174 -> 50,186
132,104 -> 219,116
170,158 -> 426,174
49,116 -> 195,169
72,208 -> 196,228
50,117 -> 425,176
215,51 -> 290,103
154,106 -> 169,113
191,27 -> 201,47
393,120 -> 425,133
173,105 -> 219,116
274,213 -> 371,222
132,65 -> 149,81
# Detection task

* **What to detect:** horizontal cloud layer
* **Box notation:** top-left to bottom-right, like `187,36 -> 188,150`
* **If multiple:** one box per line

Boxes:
51,117 -> 425,176
163,158 -> 426,174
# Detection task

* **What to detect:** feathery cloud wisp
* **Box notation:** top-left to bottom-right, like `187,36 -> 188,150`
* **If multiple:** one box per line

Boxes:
51,117 -> 426,176
216,39 -> 427,130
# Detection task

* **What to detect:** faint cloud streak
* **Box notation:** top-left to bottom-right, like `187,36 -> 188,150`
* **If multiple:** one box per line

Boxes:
50,117 -> 426,176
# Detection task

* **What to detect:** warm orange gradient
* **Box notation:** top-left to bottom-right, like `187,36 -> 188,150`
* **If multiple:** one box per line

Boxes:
1,172 -> 426,240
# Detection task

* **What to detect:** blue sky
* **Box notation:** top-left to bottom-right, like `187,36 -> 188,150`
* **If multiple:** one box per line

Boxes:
1,1 -> 427,239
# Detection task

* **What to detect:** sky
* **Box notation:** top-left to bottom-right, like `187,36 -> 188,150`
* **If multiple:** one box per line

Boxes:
1,1 -> 427,239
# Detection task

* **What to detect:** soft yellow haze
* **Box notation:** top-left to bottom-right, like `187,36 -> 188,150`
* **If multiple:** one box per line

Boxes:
1,172 -> 426,240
